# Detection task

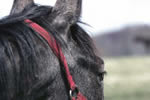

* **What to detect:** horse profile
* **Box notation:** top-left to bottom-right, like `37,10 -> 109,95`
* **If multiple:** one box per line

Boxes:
0,0 -> 105,100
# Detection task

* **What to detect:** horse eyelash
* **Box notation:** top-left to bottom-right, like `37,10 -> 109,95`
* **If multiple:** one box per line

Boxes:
97,71 -> 107,81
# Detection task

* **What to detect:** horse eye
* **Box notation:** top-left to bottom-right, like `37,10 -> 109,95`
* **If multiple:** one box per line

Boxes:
99,74 -> 104,81
97,73 -> 105,84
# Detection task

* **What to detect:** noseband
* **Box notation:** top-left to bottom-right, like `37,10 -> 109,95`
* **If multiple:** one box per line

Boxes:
25,19 -> 87,100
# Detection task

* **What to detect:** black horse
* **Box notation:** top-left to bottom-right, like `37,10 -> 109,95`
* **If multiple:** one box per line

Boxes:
0,0 -> 105,100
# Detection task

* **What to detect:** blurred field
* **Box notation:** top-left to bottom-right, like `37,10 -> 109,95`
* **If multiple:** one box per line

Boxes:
104,56 -> 150,100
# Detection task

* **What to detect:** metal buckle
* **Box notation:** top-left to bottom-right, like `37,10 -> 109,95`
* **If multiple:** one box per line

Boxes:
69,87 -> 79,99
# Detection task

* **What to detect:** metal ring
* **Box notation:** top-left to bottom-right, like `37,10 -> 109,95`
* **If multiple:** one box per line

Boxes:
69,87 -> 79,98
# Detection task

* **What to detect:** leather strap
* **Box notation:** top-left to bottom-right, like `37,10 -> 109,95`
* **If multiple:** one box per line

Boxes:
24,19 -> 87,100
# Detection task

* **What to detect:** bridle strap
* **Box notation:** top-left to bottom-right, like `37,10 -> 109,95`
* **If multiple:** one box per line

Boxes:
24,19 -> 87,100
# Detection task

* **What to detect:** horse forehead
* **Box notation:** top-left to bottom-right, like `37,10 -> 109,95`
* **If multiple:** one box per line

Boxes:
62,42 -> 80,68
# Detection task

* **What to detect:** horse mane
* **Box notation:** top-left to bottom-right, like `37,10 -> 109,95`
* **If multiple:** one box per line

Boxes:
0,4 -> 98,58
0,4 -> 103,100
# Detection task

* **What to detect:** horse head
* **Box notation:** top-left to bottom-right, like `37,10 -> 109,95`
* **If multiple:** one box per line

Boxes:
0,0 -> 105,100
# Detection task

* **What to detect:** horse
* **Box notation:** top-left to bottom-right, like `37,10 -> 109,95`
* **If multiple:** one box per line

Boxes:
0,0 -> 105,100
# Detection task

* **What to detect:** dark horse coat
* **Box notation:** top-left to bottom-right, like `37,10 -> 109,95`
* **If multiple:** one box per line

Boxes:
0,0 -> 105,100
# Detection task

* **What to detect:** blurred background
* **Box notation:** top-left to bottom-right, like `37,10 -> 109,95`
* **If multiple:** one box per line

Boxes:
87,1 -> 150,100
0,0 -> 150,100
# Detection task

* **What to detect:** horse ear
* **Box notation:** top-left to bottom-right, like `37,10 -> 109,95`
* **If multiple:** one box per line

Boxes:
10,0 -> 34,14
51,0 -> 82,33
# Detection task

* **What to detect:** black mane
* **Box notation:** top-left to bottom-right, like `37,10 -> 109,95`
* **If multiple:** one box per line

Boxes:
0,4 -> 98,57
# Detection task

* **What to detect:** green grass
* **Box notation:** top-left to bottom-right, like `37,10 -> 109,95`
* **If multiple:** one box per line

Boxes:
104,56 -> 150,100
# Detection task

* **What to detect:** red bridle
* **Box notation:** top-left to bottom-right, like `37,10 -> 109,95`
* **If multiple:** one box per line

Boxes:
24,19 -> 87,100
